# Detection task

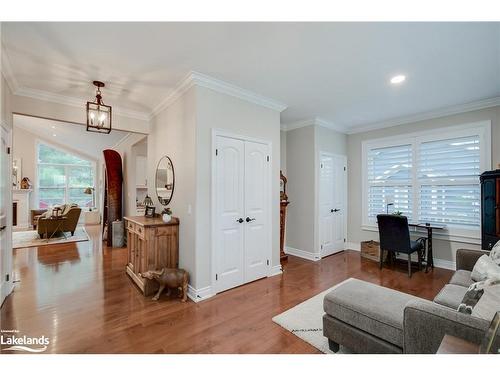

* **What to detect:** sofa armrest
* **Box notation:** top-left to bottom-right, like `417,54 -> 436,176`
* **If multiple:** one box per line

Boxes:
455,248 -> 489,271
403,300 -> 491,353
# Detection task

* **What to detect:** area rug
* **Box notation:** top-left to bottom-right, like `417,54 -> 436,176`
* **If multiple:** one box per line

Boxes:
272,278 -> 354,354
13,227 -> 89,249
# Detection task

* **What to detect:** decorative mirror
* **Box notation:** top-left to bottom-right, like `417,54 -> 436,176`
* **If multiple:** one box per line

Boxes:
155,156 -> 175,206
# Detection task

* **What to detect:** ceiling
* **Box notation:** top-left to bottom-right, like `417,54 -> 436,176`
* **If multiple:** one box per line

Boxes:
13,115 -> 132,159
3,22 -> 500,131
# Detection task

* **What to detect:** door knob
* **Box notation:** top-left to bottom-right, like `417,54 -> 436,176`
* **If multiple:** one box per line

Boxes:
236,218 -> 244,223
246,217 -> 256,223
331,209 -> 340,213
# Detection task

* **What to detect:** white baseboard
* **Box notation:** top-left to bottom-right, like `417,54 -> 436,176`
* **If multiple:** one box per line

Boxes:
433,258 -> 456,271
285,246 -> 321,261
268,264 -> 283,276
187,285 -> 214,303
346,242 -> 361,251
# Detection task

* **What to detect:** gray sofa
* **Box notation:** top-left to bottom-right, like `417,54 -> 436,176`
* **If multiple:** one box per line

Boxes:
323,248 -> 499,354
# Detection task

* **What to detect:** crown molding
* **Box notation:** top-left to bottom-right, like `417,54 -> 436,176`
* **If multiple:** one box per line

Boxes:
346,96 -> 500,134
191,71 -> 287,112
1,46 -> 20,93
151,71 -> 288,118
12,86 -> 150,122
150,71 -> 197,118
281,117 -> 347,133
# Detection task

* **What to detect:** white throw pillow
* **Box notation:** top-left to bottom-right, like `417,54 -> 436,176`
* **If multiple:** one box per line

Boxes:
490,240 -> 500,266
471,284 -> 500,321
471,254 -> 500,281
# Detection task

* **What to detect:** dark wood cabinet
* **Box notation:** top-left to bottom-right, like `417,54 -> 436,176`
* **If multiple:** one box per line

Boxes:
480,169 -> 500,250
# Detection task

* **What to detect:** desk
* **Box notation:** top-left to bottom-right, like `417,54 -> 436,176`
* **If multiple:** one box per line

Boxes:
408,222 -> 446,272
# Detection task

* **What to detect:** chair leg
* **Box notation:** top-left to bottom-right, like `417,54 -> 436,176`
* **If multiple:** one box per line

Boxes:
418,250 -> 422,271
379,248 -> 384,269
407,253 -> 412,278
328,339 -> 340,352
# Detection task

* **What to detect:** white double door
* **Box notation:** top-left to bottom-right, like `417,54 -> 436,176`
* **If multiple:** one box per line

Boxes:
319,153 -> 346,257
215,135 -> 270,293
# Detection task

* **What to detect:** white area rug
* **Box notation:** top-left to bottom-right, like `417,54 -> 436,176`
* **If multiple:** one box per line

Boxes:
272,278 -> 354,354
13,227 -> 89,249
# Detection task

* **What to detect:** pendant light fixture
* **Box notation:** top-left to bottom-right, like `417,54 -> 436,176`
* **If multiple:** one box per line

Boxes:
86,80 -> 112,134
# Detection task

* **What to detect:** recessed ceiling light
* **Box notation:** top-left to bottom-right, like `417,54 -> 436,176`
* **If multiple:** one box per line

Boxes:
52,134 -> 57,137
51,125 -> 56,129
390,75 -> 406,84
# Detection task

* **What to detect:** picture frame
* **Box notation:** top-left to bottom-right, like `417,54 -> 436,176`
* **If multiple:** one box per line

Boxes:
479,311 -> 500,354
144,206 -> 156,218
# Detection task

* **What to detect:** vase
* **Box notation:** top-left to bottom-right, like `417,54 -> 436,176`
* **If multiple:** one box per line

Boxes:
162,213 -> 172,223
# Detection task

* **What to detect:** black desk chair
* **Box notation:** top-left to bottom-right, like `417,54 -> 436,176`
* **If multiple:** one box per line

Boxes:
377,214 -> 426,278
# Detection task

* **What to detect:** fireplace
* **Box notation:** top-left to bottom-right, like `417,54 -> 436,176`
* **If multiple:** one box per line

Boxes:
13,202 -> 17,227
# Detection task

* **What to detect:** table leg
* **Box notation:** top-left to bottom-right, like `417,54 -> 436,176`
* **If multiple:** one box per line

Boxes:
425,227 -> 434,272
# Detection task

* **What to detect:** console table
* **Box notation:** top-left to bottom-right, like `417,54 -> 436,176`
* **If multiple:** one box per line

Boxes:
124,215 -> 179,296
408,222 -> 445,272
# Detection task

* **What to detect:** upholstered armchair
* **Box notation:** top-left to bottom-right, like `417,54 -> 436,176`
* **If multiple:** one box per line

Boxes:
37,205 -> 82,238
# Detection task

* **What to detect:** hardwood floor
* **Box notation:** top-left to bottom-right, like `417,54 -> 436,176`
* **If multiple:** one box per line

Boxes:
1,225 -> 453,354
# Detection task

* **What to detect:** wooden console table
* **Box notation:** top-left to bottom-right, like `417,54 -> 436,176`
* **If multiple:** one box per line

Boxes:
124,215 -> 179,296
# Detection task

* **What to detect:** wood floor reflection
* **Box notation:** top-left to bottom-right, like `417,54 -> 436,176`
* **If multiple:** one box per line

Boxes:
1,224 -> 453,353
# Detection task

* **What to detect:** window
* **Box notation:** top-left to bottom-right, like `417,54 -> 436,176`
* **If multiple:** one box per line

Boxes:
362,122 -> 491,240
37,142 -> 95,209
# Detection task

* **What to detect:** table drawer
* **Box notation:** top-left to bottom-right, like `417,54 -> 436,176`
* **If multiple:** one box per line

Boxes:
136,225 -> 145,238
126,220 -> 135,232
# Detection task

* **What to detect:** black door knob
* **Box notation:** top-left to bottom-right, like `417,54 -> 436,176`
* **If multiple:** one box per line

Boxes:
331,208 -> 340,213
246,217 -> 256,223
236,218 -> 244,223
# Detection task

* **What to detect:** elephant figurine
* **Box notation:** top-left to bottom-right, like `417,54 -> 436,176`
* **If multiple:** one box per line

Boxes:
140,268 -> 189,302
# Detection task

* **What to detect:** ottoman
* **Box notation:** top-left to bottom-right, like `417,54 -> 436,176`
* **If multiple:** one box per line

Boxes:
323,278 -> 425,353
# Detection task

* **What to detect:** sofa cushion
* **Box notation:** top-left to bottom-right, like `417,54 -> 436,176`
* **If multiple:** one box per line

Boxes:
433,284 -> 468,309
323,278 -> 425,347
449,270 -> 474,287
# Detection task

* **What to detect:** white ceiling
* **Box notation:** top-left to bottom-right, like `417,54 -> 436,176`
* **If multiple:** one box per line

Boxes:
13,115 -> 131,159
3,22 -> 500,131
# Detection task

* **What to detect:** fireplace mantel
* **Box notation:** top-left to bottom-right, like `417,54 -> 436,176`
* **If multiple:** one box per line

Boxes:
13,189 -> 32,229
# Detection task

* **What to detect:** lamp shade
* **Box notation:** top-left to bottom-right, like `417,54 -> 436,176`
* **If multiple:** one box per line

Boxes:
143,195 -> 154,207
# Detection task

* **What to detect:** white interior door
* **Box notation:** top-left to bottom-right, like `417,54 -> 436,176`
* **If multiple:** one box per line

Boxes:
243,141 -> 270,283
214,134 -> 270,293
1,126 -> 13,305
319,153 -> 346,257
215,136 -> 245,292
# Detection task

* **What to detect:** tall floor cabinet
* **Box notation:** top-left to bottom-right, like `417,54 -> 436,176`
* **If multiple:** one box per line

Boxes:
480,169 -> 500,250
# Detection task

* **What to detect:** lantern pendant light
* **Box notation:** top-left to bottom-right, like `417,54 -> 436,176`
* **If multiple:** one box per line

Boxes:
86,80 -> 112,134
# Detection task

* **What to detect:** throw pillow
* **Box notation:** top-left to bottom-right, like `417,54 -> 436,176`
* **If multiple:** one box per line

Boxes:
471,283 -> 500,321
457,278 -> 500,314
490,240 -> 500,266
471,255 -> 500,281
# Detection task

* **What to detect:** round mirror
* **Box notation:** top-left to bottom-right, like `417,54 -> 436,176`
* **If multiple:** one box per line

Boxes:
155,156 -> 175,206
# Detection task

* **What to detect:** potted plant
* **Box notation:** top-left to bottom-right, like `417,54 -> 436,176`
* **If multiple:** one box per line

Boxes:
161,208 -> 172,223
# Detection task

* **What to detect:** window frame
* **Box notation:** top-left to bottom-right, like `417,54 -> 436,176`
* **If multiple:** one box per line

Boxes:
35,140 -> 97,210
361,121 -> 491,244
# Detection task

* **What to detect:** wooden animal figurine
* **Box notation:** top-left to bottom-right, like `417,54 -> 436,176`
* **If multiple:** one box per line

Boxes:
140,268 -> 189,302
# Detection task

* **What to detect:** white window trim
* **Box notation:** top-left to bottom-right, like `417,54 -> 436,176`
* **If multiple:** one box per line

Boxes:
35,140 -> 97,210
361,120 -> 491,244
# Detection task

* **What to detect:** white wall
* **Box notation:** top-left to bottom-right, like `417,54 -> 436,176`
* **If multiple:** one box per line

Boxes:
147,86 -> 197,287
284,125 -> 316,254
347,106 -> 500,263
280,130 -> 287,175
195,86 -> 281,290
